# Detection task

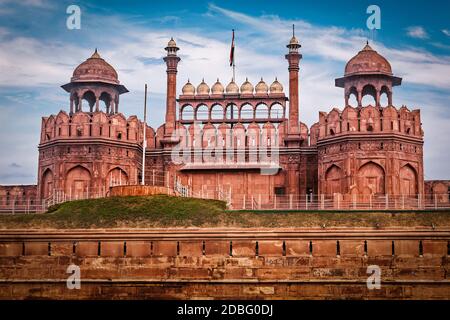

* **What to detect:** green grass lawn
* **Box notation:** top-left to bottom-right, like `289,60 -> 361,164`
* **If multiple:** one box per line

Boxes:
0,195 -> 449,229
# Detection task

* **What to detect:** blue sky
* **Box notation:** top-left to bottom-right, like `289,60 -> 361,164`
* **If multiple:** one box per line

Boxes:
0,0 -> 449,184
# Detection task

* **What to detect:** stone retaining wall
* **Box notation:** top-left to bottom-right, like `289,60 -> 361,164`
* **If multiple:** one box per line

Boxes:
0,228 -> 449,299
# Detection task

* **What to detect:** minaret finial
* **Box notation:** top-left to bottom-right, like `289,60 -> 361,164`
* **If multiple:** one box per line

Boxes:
366,39 -> 369,45
293,24 -> 295,37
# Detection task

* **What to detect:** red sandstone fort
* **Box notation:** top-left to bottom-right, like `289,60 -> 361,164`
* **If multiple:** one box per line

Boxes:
1,33 -> 449,211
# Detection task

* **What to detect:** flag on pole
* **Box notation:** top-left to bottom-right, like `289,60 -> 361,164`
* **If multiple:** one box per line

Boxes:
229,29 -> 235,67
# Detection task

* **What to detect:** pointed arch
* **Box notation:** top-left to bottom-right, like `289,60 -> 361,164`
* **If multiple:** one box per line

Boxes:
181,104 -> 194,120
325,164 -> 344,195
107,167 -> 129,188
40,168 -> 54,199
357,161 -> 385,194
399,164 -> 418,196
65,165 -> 92,199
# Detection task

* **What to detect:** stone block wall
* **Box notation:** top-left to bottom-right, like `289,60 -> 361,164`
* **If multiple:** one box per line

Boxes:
0,229 -> 449,299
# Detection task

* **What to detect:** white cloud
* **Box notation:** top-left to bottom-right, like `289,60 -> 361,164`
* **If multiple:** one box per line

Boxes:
442,29 -> 450,37
406,26 -> 428,39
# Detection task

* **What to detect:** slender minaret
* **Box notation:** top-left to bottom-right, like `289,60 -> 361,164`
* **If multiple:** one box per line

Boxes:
163,38 -> 180,139
285,25 -> 302,138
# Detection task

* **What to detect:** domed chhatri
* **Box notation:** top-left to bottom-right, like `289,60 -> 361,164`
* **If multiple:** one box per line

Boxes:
211,78 -> 224,95
255,78 -> 269,94
196,79 -> 210,95
182,79 -> 195,95
270,77 -> 283,93
71,49 -> 119,85
240,78 -> 254,94
344,42 -> 392,76
225,79 -> 239,94
336,41 -> 402,106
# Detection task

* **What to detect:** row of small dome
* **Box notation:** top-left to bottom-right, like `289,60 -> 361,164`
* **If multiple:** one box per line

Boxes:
182,78 -> 283,95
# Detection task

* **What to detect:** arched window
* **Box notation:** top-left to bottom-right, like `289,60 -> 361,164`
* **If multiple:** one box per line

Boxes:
347,87 -> 358,106
270,103 -> 284,119
181,105 -> 194,120
210,104 -> 224,120
255,103 -> 269,118
225,104 -> 238,120
361,85 -> 376,106
240,104 -> 254,119
196,104 -> 209,121
99,92 -> 112,112
82,91 -> 96,112
380,86 -> 389,107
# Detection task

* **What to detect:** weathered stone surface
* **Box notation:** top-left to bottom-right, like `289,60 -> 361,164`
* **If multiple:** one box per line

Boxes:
152,241 -> 177,257
340,240 -> 365,257
231,241 -> 256,257
0,243 -> 22,256
313,240 -> 337,256
0,228 -> 449,300
367,240 -> 392,256
101,242 -> 124,257
395,240 -> 419,257
205,241 -> 229,256
179,241 -> 203,257
51,242 -> 73,256
423,240 -> 447,257
76,242 -> 98,257
258,240 -> 283,256
25,242 -> 48,256
285,241 -> 310,256
126,241 -> 151,257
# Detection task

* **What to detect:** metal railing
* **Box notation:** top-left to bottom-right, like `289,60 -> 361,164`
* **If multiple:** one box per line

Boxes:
226,193 -> 450,211
171,191 -> 450,211
1,191 -> 449,214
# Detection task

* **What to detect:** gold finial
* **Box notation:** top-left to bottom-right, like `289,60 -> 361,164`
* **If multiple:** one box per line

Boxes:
91,48 -> 101,59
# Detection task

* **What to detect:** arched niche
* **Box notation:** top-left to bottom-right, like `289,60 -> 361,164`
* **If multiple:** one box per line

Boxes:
40,168 -> 54,199
399,164 -> 418,196
107,167 -> 128,187
65,165 -> 91,199
325,164 -> 344,195
357,162 -> 385,194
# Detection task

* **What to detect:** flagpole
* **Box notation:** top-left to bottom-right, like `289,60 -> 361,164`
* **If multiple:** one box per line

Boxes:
233,60 -> 235,81
231,29 -> 235,81
141,84 -> 147,186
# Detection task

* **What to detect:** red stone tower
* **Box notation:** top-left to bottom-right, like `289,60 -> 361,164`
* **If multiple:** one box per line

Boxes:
284,25 -> 302,146
162,38 -> 181,144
